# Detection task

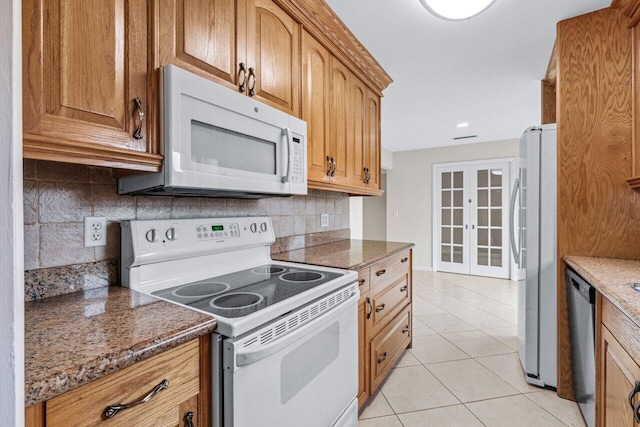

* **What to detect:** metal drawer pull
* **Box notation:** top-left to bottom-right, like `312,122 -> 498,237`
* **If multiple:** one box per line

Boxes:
184,411 -> 194,427
358,279 -> 366,287
376,304 -> 386,312
401,257 -> 409,263
133,98 -> 144,140
377,352 -> 387,364
366,297 -> 373,319
400,285 -> 408,292
630,381 -> 640,422
238,62 -> 247,92
376,269 -> 386,277
402,326 -> 410,334
104,379 -> 169,419
248,66 -> 256,96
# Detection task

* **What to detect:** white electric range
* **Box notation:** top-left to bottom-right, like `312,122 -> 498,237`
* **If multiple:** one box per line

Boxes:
121,216 -> 359,427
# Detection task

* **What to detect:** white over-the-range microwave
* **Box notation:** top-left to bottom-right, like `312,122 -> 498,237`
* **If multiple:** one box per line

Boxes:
118,65 -> 307,198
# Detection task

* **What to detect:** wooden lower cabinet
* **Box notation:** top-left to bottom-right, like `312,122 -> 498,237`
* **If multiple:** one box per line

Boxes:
25,337 -> 208,427
357,249 -> 412,409
598,295 -> 640,426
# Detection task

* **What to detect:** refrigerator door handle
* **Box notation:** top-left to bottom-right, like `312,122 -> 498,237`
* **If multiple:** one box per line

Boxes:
509,177 -> 521,265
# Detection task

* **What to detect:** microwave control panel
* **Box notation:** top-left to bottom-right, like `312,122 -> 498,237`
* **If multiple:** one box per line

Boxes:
291,137 -> 304,183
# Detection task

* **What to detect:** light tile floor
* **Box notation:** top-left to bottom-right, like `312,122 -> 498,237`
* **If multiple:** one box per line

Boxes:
358,271 -> 586,427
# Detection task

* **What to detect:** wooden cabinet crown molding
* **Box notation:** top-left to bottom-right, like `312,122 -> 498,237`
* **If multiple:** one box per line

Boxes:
281,0 -> 392,94
611,0 -> 640,27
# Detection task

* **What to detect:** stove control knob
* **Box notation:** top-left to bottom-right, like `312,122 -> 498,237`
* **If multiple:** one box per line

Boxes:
260,222 -> 268,232
145,228 -> 158,243
250,223 -> 257,233
165,227 -> 177,241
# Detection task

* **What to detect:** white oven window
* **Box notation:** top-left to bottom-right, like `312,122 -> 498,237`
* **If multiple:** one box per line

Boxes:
281,322 -> 339,404
191,120 -> 277,175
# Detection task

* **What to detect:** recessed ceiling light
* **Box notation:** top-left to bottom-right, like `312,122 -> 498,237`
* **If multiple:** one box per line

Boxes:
419,0 -> 498,21
456,122 -> 469,128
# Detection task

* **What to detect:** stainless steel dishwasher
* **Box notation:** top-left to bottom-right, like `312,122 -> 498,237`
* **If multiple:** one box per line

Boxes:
566,267 -> 596,427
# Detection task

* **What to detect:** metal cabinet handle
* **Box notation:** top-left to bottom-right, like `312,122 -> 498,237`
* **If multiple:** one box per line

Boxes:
104,379 -> 169,419
248,67 -> 256,96
358,279 -> 366,287
331,158 -> 337,177
402,326 -> 410,334
376,304 -> 386,313
133,98 -> 144,140
377,352 -> 387,364
366,297 -> 372,319
184,411 -> 194,427
401,257 -> 409,263
363,167 -> 371,184
238,62 -> 247,92
326,156 -> 333,176
629,381 -> 640,422
376,269 -> 386,277
400,285 -> 408,292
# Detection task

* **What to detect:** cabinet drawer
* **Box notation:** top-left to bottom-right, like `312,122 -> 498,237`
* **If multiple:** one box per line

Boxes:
370,306 -> 411,391
371,276 -> 410,333
46,340 -> 200,427
601,296 -> 640,364
357,267 -> 371,295
370,250 -> 410,294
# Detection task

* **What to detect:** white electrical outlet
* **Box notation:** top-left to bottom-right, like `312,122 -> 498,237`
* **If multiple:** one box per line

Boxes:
320,213 -> 329,228
84,217 -> 107,247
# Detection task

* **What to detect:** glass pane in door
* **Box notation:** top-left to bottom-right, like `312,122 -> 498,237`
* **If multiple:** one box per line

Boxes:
476,168 -> 504,267
440,170 -> 465,267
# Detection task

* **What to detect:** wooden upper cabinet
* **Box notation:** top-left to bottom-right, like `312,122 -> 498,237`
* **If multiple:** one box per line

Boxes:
157,0 -> 244,92
246,0 -> 300,116
302,31 -> 331,182
23,0 -> 162,171
157,0 -> 299,116
365,89 -> 381,189
347,72 -> 366,188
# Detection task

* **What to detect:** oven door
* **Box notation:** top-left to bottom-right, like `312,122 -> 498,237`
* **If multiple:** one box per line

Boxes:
222,293 -> 358,427
163,65 -> 306,195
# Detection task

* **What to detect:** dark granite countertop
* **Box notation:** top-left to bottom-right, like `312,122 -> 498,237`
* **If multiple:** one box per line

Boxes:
565,256 -> 640,327
272,239 -> 415,270
25,286 -> 217,407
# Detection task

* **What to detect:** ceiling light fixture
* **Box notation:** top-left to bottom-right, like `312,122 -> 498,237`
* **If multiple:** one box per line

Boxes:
456,122 -> 469,128
419,0 -> 498,20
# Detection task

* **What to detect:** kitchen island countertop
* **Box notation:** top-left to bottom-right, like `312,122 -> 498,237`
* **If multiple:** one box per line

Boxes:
272,239 -> 414,270
25,286 -> 216,407
565,256 -> 640,327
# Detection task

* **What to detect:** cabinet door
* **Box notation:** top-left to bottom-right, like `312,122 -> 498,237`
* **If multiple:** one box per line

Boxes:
365,89 -> 381,189
23,0 -> 159,171
347,72 -> 367,188
157,0 -> 246,92
302,31 -> 331,183
329,58 -> 350,185
246,0 -> 300,116
358,291 -> 370,409
600,326 -> 640,427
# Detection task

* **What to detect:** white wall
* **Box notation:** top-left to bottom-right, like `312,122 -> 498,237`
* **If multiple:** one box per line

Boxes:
350,197 -> 364,239
0,0 -> 24,423
387,139 -> 519,269
362,174 -> 387,240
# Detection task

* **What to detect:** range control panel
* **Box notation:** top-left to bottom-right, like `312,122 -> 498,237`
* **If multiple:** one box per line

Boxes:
123,217 -> 275,267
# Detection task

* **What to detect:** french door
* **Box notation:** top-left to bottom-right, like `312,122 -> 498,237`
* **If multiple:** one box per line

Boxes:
434,160 -> 512,278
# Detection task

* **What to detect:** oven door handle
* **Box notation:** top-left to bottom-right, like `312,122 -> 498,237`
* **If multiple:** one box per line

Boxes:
281,127 -> 293,184
231,292 -> 358,369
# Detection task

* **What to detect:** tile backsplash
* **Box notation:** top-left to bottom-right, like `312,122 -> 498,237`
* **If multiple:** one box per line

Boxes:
24,160 -> 350,271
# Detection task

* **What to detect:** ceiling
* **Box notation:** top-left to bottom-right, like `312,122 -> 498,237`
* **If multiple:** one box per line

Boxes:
324,0 -> 611,152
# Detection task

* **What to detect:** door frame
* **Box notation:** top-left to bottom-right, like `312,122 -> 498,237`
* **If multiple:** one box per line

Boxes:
431,157 -> 516,278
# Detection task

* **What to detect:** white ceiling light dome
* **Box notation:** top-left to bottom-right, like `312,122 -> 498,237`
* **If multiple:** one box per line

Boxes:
419,0 -> 498,20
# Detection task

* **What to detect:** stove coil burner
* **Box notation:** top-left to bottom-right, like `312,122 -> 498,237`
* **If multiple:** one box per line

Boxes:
210,292 -> 265,310
171,281 -> 230,298
251,266 -> 287,275
280,271 -> 325,283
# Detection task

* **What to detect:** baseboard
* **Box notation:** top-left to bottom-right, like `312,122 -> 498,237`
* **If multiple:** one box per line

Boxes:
413,265 -> 433,272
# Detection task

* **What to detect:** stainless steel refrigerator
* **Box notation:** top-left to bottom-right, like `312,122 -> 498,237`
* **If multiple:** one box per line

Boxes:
510,124 -> 557,388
